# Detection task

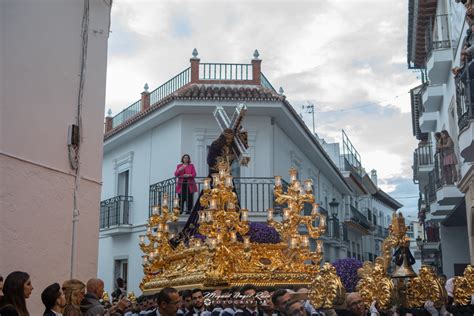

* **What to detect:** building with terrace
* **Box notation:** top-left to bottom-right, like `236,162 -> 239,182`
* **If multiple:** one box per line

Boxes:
318,133 -> 403,262
97,50 -> 401,294
408,0 -> 472,277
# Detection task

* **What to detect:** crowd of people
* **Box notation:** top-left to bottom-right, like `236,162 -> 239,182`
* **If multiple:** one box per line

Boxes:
2,272 -> 473,316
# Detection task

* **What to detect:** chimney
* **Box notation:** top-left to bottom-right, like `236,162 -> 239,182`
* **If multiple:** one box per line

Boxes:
370,169 -> 378,186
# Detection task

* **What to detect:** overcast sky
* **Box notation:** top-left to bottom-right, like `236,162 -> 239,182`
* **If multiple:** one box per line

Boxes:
105,0 -> 421,215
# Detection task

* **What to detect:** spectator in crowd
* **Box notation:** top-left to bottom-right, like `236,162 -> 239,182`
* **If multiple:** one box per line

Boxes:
174,154 -> 198,214
285,300 -> 307,316
178,290 -> 193,316
112,278 -> 126,301
271,289 -> 291,316
257,290 -> 275,316
185,289 -> 205,316
439,130 -> 458,185
157,287 -> 180,316
345,292 -> 379,316
0,275 -> 3,296
62,279 -> 85,316
240,285 -> 258,316
41,283 -> 66,316
0,271 -> 33,316
81,278 -> 106,316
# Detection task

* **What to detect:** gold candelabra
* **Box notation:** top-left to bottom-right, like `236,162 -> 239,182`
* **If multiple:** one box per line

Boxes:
197,159 -> 249,246
269,167 -> 326,267
139,192 -> 181,275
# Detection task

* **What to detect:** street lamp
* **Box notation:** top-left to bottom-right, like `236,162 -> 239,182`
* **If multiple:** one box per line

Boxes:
329,198 -> 339,218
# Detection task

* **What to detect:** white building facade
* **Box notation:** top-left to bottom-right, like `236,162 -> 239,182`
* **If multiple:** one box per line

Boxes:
408,0 -> 472,277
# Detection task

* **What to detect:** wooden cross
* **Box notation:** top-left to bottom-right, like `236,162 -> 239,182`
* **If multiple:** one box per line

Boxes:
213,103 -> 250,165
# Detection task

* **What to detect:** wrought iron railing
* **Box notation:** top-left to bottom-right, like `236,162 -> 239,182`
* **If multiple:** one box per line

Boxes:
413,142 -> 434,183
456,62 -> 474,131
426,225 -> 440,242
100,195 -> 133,228
149,177 -> 289,216
349,205 -> 372,230
425,14 -> 453,62
261,73 -> 276,92
112,100 -> 141,128
149,67 -> 191,105
374,225 -> 389,239
199,63 -> 253,81
325,216 -> 341,239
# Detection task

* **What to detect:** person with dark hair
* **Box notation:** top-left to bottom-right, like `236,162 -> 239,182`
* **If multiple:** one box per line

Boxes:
271,289 -> 290,316
184,289 -> 205,316
112,277 -> 126,301
0,275 -> 3,296
0,271 -> 33,316
178,290 -> 193,316
239,285 -> 258,316
175,154 -> 198,214
285,300 -> 307,316
41,283 -> 66,316
156,287 -> 180,316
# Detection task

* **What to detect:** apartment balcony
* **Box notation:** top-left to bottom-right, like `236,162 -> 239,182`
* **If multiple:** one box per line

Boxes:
419,111 -> 438,133
149,176 -> 288,218
344,205 -> 372,235
426,15 -> 453,85
422,84 -> 443,112
456,63 -> 474,161
432,153 -> 464,207
413,142 -> 434,185
374,225 -> 389,240
100,195 -> 133,235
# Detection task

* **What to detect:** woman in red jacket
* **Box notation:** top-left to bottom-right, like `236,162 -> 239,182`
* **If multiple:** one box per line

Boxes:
174,154 -> 198,214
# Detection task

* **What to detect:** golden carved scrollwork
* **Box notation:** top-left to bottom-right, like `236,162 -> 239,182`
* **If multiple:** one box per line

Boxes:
309,263 -> 346,309
453,265 -> 474,305
406,265 -> 446,308
356,257 -> 394,310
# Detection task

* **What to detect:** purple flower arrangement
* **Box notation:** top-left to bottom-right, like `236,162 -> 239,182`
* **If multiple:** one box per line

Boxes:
247,222 -> 281,244
193,222 -> 280,244
332,258 -> 363,292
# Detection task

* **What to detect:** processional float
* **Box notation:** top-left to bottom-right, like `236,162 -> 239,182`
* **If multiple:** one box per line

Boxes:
138,103 -> 474,312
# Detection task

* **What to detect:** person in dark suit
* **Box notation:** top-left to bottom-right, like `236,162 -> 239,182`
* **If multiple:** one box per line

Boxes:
41,283 -> 66,316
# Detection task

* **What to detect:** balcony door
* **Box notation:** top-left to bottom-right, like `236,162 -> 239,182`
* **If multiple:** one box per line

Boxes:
117,170 -> 129,224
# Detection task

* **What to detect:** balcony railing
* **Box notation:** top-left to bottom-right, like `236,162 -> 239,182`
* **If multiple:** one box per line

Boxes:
425,14 -> 452,62
110,68 -> 191,128
374,225 -> 389,239
199,63 -> 253,81
349,205 -> 372,230
325,216 -> 341,239
149,177 -> 289,216
415,142 -> 434,166
112,100 -> 141,128
149,67 -> 191,105
456,62 -> 474,131
100,195 -> 133,229
425,225 -> 440,243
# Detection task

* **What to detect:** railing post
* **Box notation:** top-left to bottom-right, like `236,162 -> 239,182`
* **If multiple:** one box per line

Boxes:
190,49 -> 200,84
105,116 -> 113,133
252,57 -> 261,85
141,84 -> 150,111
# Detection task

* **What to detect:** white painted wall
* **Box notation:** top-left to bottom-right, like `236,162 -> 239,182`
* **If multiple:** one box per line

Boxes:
440,225 -> 470,278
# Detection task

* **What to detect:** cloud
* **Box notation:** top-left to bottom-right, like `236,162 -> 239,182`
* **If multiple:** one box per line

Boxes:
106,0 -> 421,215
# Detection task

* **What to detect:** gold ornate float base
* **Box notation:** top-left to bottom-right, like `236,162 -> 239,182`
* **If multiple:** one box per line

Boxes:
141,242 -> 320,294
